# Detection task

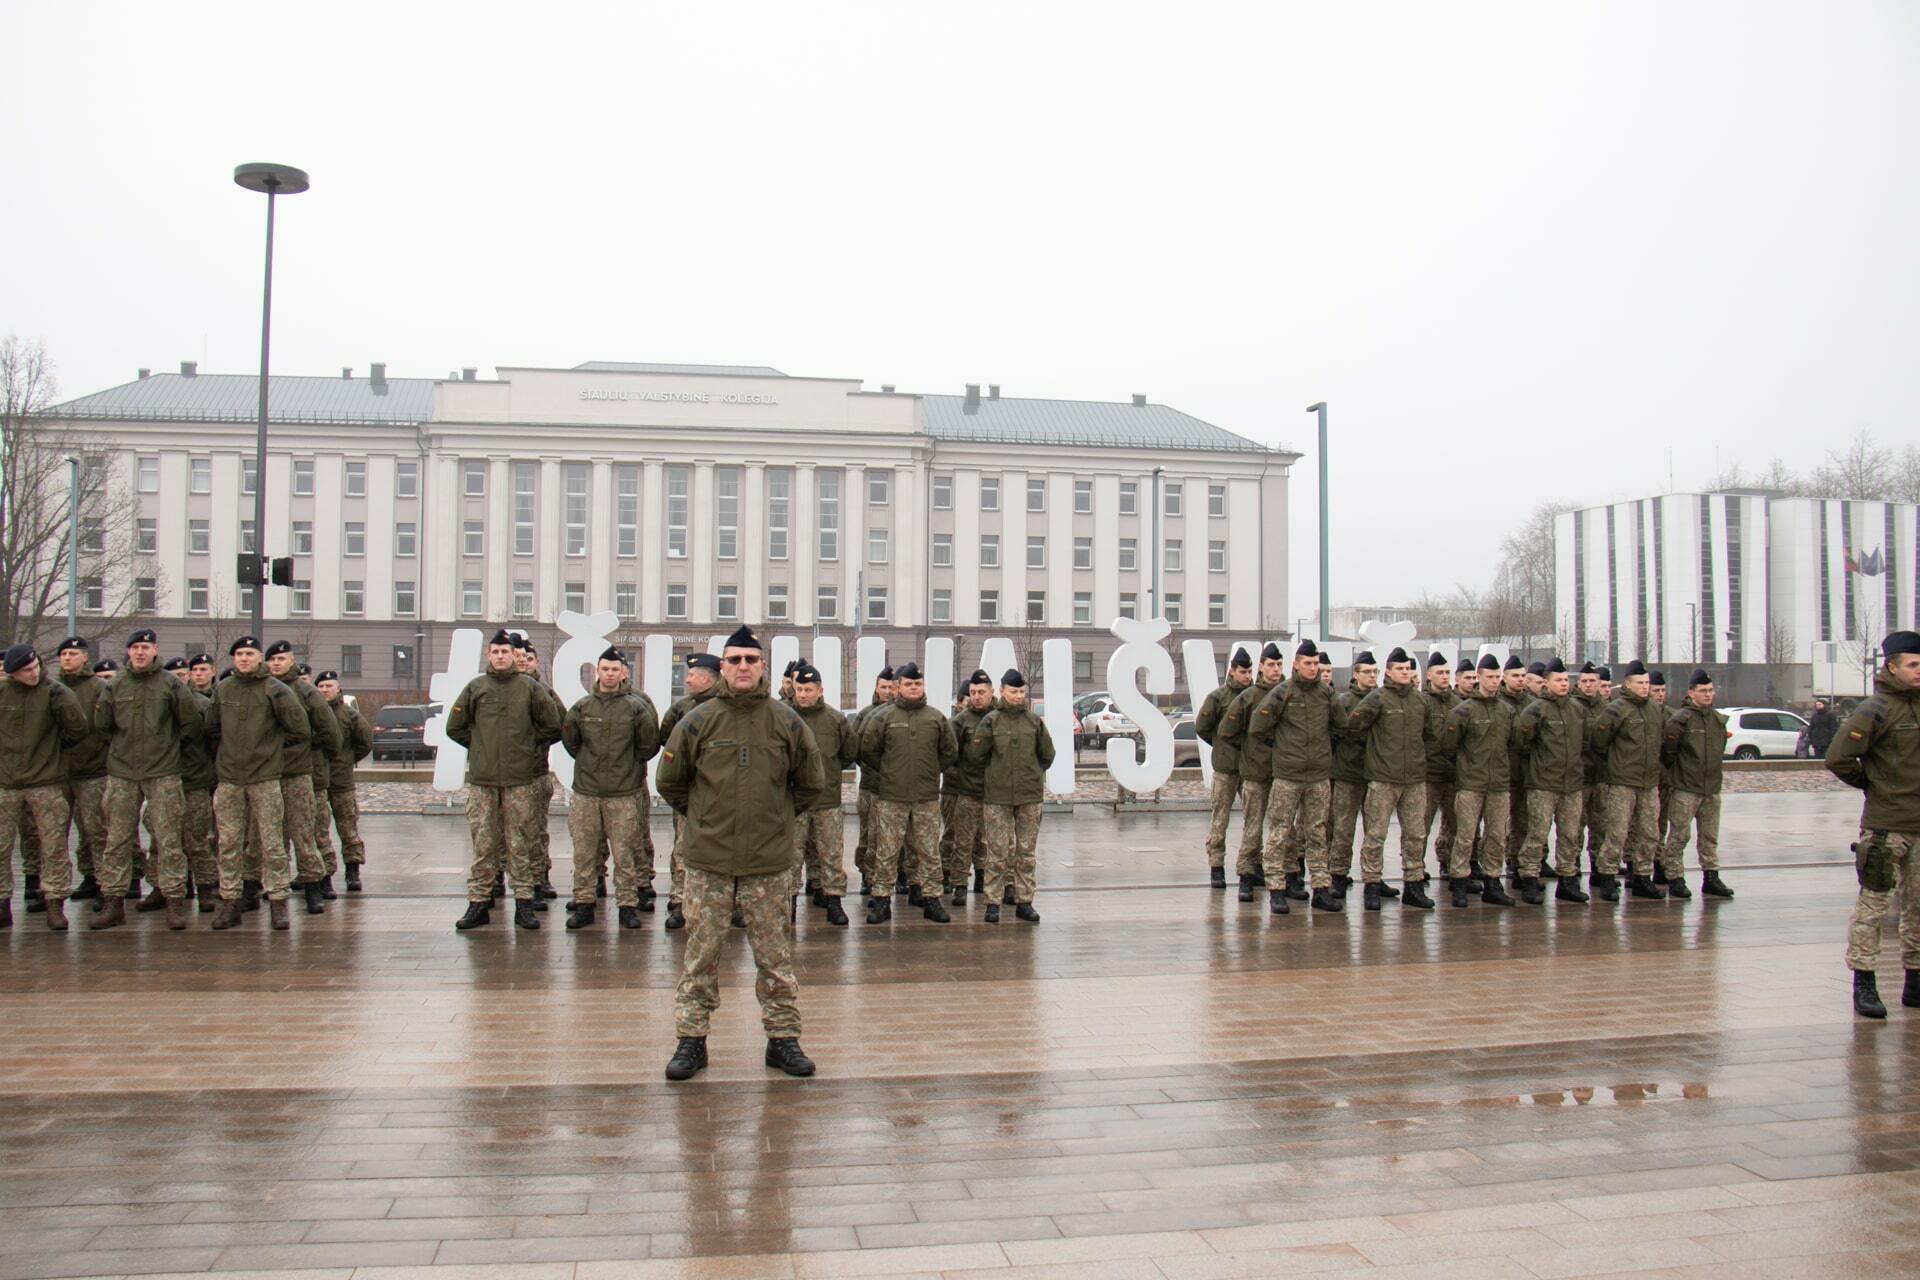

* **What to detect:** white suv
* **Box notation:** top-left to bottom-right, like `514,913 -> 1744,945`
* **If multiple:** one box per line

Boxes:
1721,707 -> 1809,760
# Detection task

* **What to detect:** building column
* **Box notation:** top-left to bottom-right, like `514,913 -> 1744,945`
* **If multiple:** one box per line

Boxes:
795,463 -> 816,626
590,459 -> 614,614
743,462 -> 766,625
692,461 -> 715,627
641,460 -> 665,625
487,457 -> 511,616
538,457 -> 563,621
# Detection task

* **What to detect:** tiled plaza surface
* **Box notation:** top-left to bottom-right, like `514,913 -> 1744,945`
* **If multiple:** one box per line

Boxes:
3,790 -> 1917,1279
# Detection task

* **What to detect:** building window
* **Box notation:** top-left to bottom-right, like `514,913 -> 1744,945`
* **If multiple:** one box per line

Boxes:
1120,481 -> 1137,515
462,521 -> 483,557
1165,482 -> 1183,517
395,580 -> 416,616
344,461 -> 366,497
340,645 -> 362,678
239,520 -> 256,554
392,645 -> 414,680
815,586 -> 837,621
932,474 -> 953,510
866,585 -> 889,623
1209,594 -> 1227,627
190,458 -> 211,494
187,579 -> 209,614
1120,591 -> 1138,620
666,584 -> 687,619
615,582 -> 637,619
395,522 -> 417,557
666,465 -> 690,558
512,581 -> 534,618
291,520 -> 312,555
293,460 -> 315,496
79,518 -> 104,554
564,581 -> 586,613
344,522 -> 365,557
766,468 -> 790,560
1027,536 -> 1046,569
188,519 -> 209,555
1074,479 -> 1092,514
979,477 -> 1000,511
716,467 -> 739,559
1074,537 -> 1092,570
979,590 -> 999,623
342,581 -> 364,616
616,465 -> 639,557
461,580 -> 483,616
766,583 -> 789,621
135,577 -> 157,613
512,463 -> 536,556
980,535 -> 999,568
1075,651 -> 1094,682
396,460 -> 418,499
565,464 -> 588,557
1027,591 -> 1046,622
868,471 -> 889,506
239,583 -> 257,617
1208,483 -> 1226,517
1073,591 -> 1092,625
137,456 -> 159,493
290,580 -> 312,615
932,533 -> 953,567
463,460 -> 486,496
1165,539 -> 1183,572
241,459 -> 257,496
1208,540 -> 1226,573
716,584 -> 738,621
817,469 -> 840,561
869,529 -> 888,564
931,588 -> 952,624
1119,538 -> 1137,571
1165,593 -> 1183,625
1028,477 -> 1046,512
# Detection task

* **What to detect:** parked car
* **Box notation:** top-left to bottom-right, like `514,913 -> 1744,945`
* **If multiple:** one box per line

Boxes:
1171,715 -> 1201,766
1721,707 -> 1809,760
1076,694 -> 1140,748
372,702 -> 441,762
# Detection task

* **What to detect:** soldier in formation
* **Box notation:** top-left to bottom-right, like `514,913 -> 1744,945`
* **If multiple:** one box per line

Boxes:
1194,647 -> 1253,888
859,661 -> 958,924
0,644 -> 88,930
657,652 -> 720,929
966,667 -> 1053,923
560,645 -> 660,930
792,663 -> 858,926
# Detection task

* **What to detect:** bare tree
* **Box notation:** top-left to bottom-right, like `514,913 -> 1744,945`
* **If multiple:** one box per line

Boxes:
1485,501 -> 1573,652
1764,608 -> 1797,706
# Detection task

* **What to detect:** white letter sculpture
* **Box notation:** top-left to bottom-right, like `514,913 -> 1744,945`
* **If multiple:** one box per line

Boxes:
546,610 -> 619,792
1105,616 -> 1176,793
424,627 -> 484,793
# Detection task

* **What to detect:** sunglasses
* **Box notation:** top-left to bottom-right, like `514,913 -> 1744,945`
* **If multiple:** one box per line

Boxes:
722,654 -> 763,666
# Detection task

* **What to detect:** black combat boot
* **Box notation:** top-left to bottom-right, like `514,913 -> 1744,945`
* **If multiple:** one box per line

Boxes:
730,906 -> 746,928
1003,885 -> 1016,905
1652,864 -> 1668,885
319,874 -> 337,900
1378,881 -> 1401,900
454,902 -> 492,930
895,877 -> 908,897
1905,971 -> 1920,1009
1627,875 -> 1665,900
1855,970 -> 1888,1019
536,879 -> 559,900
618,905 -> 642,929
824,896 -> 849,926
1666,876 -> 1693,901
664,1036 -> 707,1080
1210,867 -> 1226,889
345,863 -> 362,891
922,897 -> 952,923
765,1038 -> 815,1077
1014,902 -> 1040,922
1401,882 -> 1434,910
1249,870 -> 1267,886
1520,877 -> 1545,906
530,896 -> 549,912
197,883 -> 217,913
1284,871 -> 1310,901
514,899 -> 540,930
1555,878 -> 1590,904
24,873 -> 43,913
1450,880 -> 1470,909
665,902 -> 685,930
242,879 -> 262,913
973,867 -> 984,893
1482,877 -> 1515,906
1311,886 -> 1343,912
125,876 -> 143,901
303,882 -> 327,915
906,884 -> 924,906
70,874 -> 100,902
639,887 -> 657,912
136,884 -> 166,912
1331,874 -> 1352,899
490,872 -> 504,902
865,896 -> 891,925
0,899 -> 9,928
952,883 -> 967,906
1701,873 -> 1733,898
1362,882 -> 1383,912
596,874 -> 607,899
1237,874 -> 1256,903
984,903 -> 1001,923
1269,889 -> 1290,916
1595,874 -> 1621,903
566,903 -> 595,930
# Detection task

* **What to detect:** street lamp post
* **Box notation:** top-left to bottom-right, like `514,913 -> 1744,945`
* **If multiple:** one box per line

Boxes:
232,162 -> 309,639
65,457 -> 80,635
1306,403 -> 1329,644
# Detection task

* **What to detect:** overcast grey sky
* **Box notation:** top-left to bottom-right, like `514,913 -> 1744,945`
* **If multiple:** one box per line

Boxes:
6,1 -> 1915,609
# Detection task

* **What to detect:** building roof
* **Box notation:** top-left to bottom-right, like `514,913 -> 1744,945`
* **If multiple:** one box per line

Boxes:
573,361 -> 788,377
44,372 -> 434,425
920,393 -> 1284,455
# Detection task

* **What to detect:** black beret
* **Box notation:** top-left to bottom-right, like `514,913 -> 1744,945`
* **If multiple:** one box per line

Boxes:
162,657 -> 188,671
783,659 -> 799,676
297,663 -> 312,677
1296,639 -> 1319,658
1354,650 -> 1376,666
522,641 -> 537,656
315,669 -> 339,683
57,636 -> 89,654
229,635 -> 261,655
188,653 -> 214,668
1578,661 -> 1597,675
1525,661 -> 1546,676
967,668 -> 992,686
1426,651 -> 1447,668
489,629 -> 515,647
685,653 -> 720,673
263,640 -> 292,657
1477,653 -> 1502,671
793,665 -> 822,686
1883,631 -> 1920,661
1229,649 -> 1252,669
126,628 -> 157,647
1689,668 -> 1714,687
878,666 -> 895,681
1503,655 -> 1525,671
722,625 -> 761,651
1260,642 -> 1283,661
508,633 -> 531,651
1648,670 -> 1666,686
1622,659 -> 1648,678
894,661 -> 923,681
3,644 -> 37,674
1457,657 -> 1476,674
1597,665 -> 1613,680
1386,647 -> 1411,666
599,646 -> 625,664
93,659 -> 119,673
1544,657 -> 1566,674
218,667 -> 235,681
1000,668 -> 1026,688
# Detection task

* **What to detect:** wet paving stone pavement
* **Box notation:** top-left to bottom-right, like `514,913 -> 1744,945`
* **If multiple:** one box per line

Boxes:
3,790 -> 1917,1279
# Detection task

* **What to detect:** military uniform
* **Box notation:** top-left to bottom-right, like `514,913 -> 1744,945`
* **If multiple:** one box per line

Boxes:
1194,672 -> 1248,873
849,685 -> 891,891
793,689 -> 859,903
939,694 -> 993,893
1419,671 -> 1461,882
1499,671 -> 1532,874
445,662 -> 566,913
1660,692 -> 1727,881
561,678 -> 661,911
0,655 -> 88,923
1328,679 -> 1372,887
1247,672 -> 1337,894
93,657 -> 200,907
258,669 -> 338,895
859,687 -> 959,910
1574,686 -> 1610,873
58,661 -> 110,893
966,689 -> 1055,911
1218,672 -> 1282,886
1589,676 -> 1669,887
1826,652 -> 1920,1000
1345,672 -> 1436,893
1436,674 -> 1516,890
324,689 -> 374,877
174,683 -> 217,902
203,659 -> 309,917
1513,686 -> 1587,883
657,679 -> 718,910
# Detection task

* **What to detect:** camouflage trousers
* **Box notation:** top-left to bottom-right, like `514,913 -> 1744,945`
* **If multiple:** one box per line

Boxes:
313,777 -> 339,875
2,785 -> 72,900
569,791 -> 647,906
1359,781 -> 1428,884
537,773 -> 556,877
854,790 -> 877,888
1504,787 -> 1528,874
1420,780 -> 1457,881
1660,791 -> 1721,875
214,781 -> 284,898
669,811 -> 686,904
983,801 -> 1042,904
1521,789 -> 1585,878
1266,778 -> 1329,887
795,806 -> 848,897
103,774 -> 186,897
674,866 -> 800,1038
1583,782 -> 1609,868
942,794 -> 985,890
1327,780 -> 1366,882
176,789 -> 216,888
66,776 -> 108,879
328,785 -> 365,867
1598,783 -> 1661,878
1449,789 -> 1510,880
1233,777 -> 1270,876
254,775 -> 326,888
1205,771 -> 1239,869
464,782 -> 546,901
870,798 -> 941,895
1846,829 -> 1920,972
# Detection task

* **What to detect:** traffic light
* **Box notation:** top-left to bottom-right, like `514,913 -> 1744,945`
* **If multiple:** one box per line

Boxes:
236,552 -> 264,585
270,557 -> 294,587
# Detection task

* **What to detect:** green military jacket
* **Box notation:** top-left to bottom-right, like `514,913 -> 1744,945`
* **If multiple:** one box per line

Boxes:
1332,684 -> 1370,784
326,696 -> 375,791
1248,675 -> 1337,783
1438,692 -> 1514,792
275,679 -> 341,785
658,686 -> 715,745
1345,681 -> 1434,786
852,694 -> 890,794
656,676 -> 825,876
966,702 -> 1056,806
859,696 -> 959,804
941,703 -> 993,798
1825,670 -> 1920,832
1590,688 -> 1666,789
177,690 -> 215,793
1662,703 -> 1726,797
1424,686 -> 1460,782
561,685 -> 661,797
1195,680 -> 1248,776
1512,691 -> 1585,794
58,668 -> 109,780
795,700 -> 859,811
445,668 -> 565,788
1218,677 -> 1281,783
94,663 -> 201,781
0,676 -> 89,790
1501,686 -> 1531,791
206,668 -> 310,786
1574,691 -> 1608,785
